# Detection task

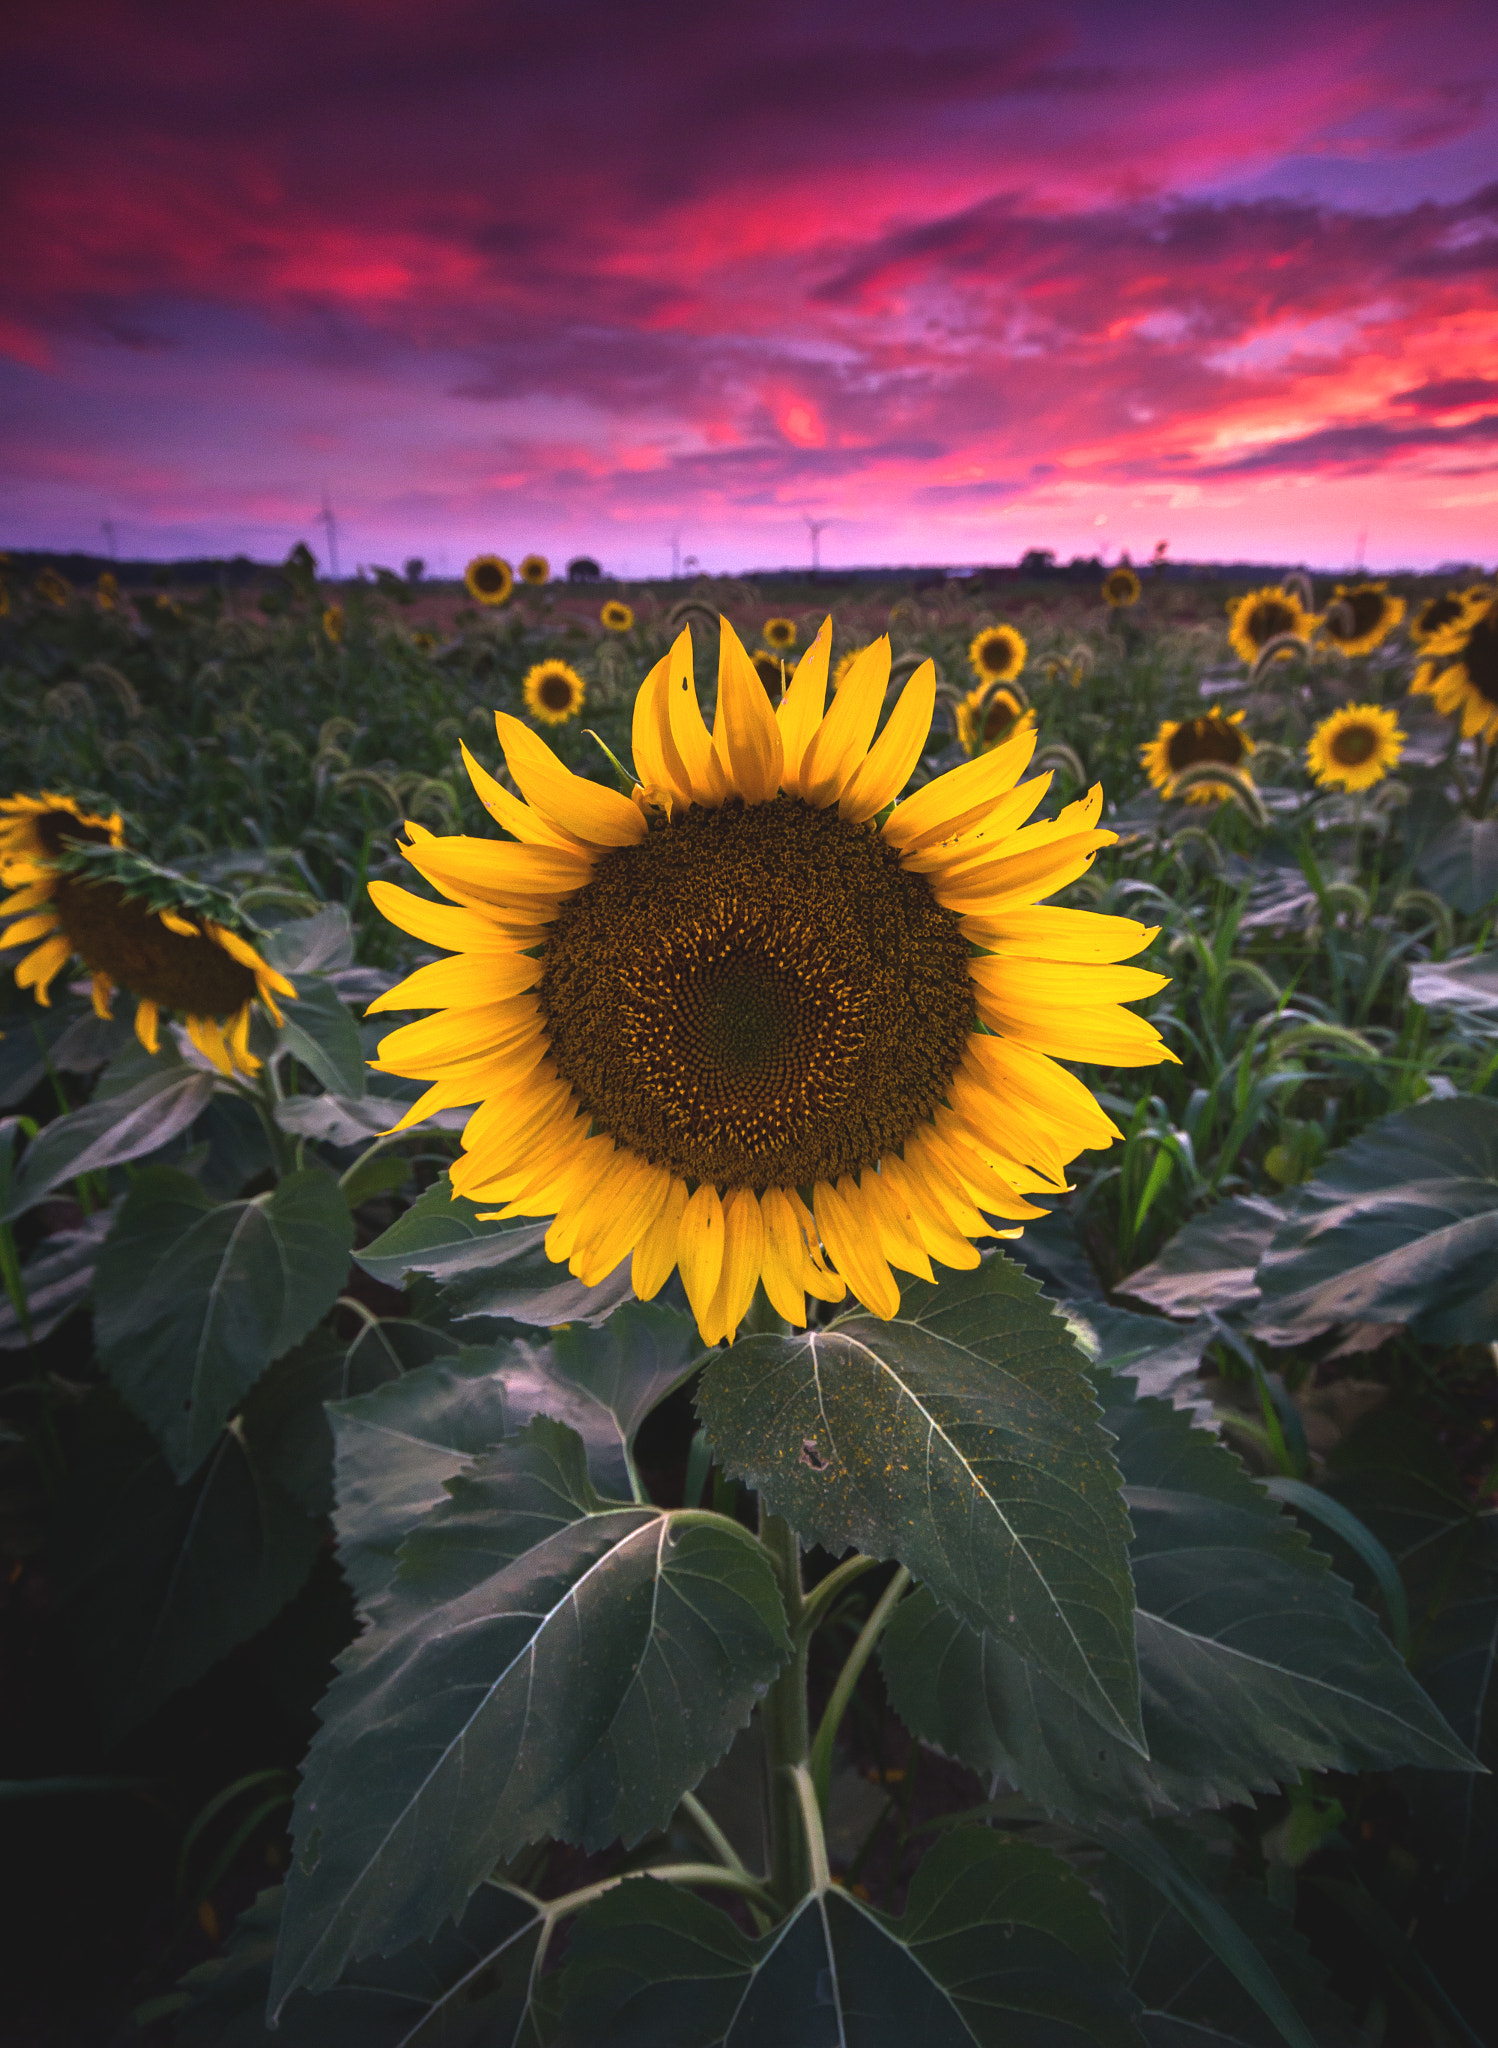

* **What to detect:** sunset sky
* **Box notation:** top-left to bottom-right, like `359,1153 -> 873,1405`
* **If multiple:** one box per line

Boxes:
5,0 -> 1497,575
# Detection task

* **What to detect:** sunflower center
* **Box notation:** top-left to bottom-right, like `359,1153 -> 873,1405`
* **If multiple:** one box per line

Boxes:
1247,600 -> 1296,646
977,634 -> 1015,676
472,563 -> 505,593
54,880 -> 256,1015
538,671 -> 575,712
1331,589 -> 1385,641
539,795 -> 974,1189
1330,723 -> 1378,766
982,692 -> 1019,743
1166,718 -> 1245,772
1464,604 -> 1498,704
1419,596 -> 1462,637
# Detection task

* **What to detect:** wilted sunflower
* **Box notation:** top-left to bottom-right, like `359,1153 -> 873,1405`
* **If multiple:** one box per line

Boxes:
600,600 -> 634,633
34,569 -> 70,608
1306,704 -> 1405,792
956,684 -> 1035,758
1412,590 -> 1498,744
520,554 -> 550,586
752,650 -> 787,698
1410,586 -> 1486,649
465,555 -> 514,607
522,659 -> 587,726
968,624 -> 1027,684
97,571 -> 120,611
0,823 -> 294,1076
368,618 -> 1172,1344
1141,711 -> 1255,804
1320,581 -> 1404,657
1227,585 -> 1313,665
322,604 -> 345,643
763,617 -> 797,651
1102,566 -> 1141,608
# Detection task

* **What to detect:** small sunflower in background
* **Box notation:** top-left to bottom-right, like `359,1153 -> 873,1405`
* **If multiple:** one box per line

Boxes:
1306,704 -> 1406,792
34,569 -> 70,607
1411,586 -> 1485,648
1141,710 -> 1255,804
322,604 -> 345,644
833,643 -> 872,690
600,600 -> 634,633
957,684 -> 1035,758
96,571 -> 120,611
1412,589 -> 1498,744
519,554 -> 550,586
522,658 -> 586,726
464,555 -> 514,607
763,617 -> 797,652
1320,580 -> 1405,656
968,623 -> 1027,685
1227,585 -> 1313,665
752,650 -> 787,698
1102,565 -> 1141,608
0,584 -> 12,618
411,630 -> 438,653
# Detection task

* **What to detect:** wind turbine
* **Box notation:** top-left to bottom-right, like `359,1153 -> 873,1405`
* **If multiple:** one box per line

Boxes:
803,515 -> 832,575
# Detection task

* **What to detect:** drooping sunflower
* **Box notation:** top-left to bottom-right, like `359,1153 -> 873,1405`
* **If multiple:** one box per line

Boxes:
600,600 -> 634,633
956,684 -> 1035,758
968,624 -> 1027,685
1227,585 -> 1313,666
0,823 -> 295,1076
763,617 -> 797,652
465,555 -> 514,607
97,571 -> 120,611
1141,711 -> 1255,804
522,660 -> 587,726
1306,704 -> 1405,792
1410,586 -> 1487,649
520,554 -> 550,586
1412,590 -> 1498,744
752,651 -> 787,698
1102,566 -> 1141,608
34,569 -> 70,608
368,619 -> 1173,1344
1320,581 -> 1405,657
322,604 -> 345,644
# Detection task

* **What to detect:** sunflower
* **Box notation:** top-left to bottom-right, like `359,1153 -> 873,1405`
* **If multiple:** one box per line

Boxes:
1102,566 -> 1141,608
411,630 -> 438,653
520,554 -> 550,586
752,651 -> 787,698
968,624 -> 1027,684
96,571 -> 120,611
465,555 -> 514,607
1410,586 -> 1487,649
34,569 -> 70,608
1226,585 -> 1313,665
1141,711 -> 1255,804
1412,590 -> 1498,744
368,618 -> 1173,1345
1320,581 -> 1404,657
322,604 -> 345,643
522,660 -> 587,726
0,827 -> 294,1077
763,617 -> 797,651
1306,704 -> 1405,792
0,584 -> 11,618
956,685 -> 1035,758
600,600 -> 634,633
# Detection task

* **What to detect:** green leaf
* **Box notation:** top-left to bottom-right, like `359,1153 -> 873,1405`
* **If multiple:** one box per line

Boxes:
278,974 -> 367,1096
0,1064 -> 216,1221
1119,1195 -> 1284,1320
53,1389 -> 320,1739
275,1092 -> 397,1147
1059,1300 -> 1214,1420
1415,813 -> 1498,913
271,1418 -> 789,2011
881,1380 -> 1474,1825
558,1830 -> 1139,2047
177,1881 -> 546,2046
94,1165 -> 354,1479
1253,1096 -> 1498,1345
698,1256 -> 1141,1748
264,904 -> 357,976
1409,948 -> 1498,1021
0,1208 -> 113,1350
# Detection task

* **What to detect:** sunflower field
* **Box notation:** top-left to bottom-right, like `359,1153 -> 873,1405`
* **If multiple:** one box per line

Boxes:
2,548 -> 1496,2046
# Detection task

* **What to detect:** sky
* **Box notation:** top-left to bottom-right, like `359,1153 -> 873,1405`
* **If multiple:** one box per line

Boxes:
4,0 -> 1498,575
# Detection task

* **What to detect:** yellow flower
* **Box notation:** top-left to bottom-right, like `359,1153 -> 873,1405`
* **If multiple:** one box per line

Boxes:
0,817 -> 295,1077
956,685 -> 1036,758
520,554 -> 550,586
34,569 -> 70,607
522,659 -> 586,726
322,604 -> 344,643
1226,585 -> 1313,665
411,630 -> 438,653
763,617 -> 797,651
1306,704 -> 1405,792
1102,566 -> 1141,608
1410,585 -> 1487,649
1320,581 -> 1404,657
600,600 -> 634,633
465,555 -> 514,607
1412,589 -> 1498,745
97,571 -> 120,611
752,650 -> 787,698
968,624 -> 1027,684
367,619 -> 1173,1345
1141,711 -> 1255,804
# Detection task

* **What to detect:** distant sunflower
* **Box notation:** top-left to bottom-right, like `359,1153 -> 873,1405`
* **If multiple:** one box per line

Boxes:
833,643 -> 872,690
1306,704 -> 1405,792
1412,590 -> 1498,744
520,554 -> 550,586
968,624 -> 1027,684
1411,586 -> 1486,649
368,619 -> 1172,1344
1320,581 -> 1404,657
1141,711 -> 1255,804
0,584 -> 11,618
763,617 -> 797,651
322,604 -> 345,643
34,569 -> 70,608
522,659 -> 586,726
600,600 -> 634,633
411,630 -> 438,653
465,555 -> 514,607
1103,566 -> 1141,608
1227,585 -> 1313,665
752,650 -> 787,698
96,571 -> 120,611
956,684 -> 1035,758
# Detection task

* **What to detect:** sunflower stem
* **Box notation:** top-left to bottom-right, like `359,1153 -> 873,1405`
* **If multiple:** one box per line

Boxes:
759,1503 -> 810,1911
808,1566 -> 911,1814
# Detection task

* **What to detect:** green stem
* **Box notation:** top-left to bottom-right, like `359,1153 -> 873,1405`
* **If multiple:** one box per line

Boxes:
760,1505 -> 810,1910
809,1566 -> 911,1811
528,1861 -> 775,1972
799,1552 -> 881,1632
676,1790 -> 754,1883
790,1765 -> 831,1893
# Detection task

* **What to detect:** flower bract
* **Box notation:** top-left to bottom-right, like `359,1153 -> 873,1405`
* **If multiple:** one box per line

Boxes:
1306,704 -> 1405,792
967,624 -> 1026,684
1412,588 -> 1498,743
1141,710 -> 1254,804
522,659 -> 587,726
465,555 -> 514,607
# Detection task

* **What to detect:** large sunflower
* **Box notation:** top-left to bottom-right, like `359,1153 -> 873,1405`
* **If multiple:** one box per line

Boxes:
1306,704 -> 1405,792
1102,566 -> 1141,608
519,554 -> 550,587
1227,585 -> 1313,665
465,556 -> 514,607
1412,590 -> 1498,744
968,624 -> 1027,684
1141,711 -> 1254,804
368,619 -> 1172,1344
1320,580 -> 1404,657
956,684 -> 1035,758
1410,587 -> 1485,649
523,659 -> 587,726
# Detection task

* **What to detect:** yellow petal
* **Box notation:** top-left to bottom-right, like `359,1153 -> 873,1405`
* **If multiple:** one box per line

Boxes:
572,1156 -> 673,1287
711,1187 -> 766,1344
712,619 -> 784,804
632,652 -> 694,812
898,775 -> 1053,873
968,957 -> 1170,1008
368,879 -> 540,951
134,997 -> 159,1055
901,1133 -> 992,1238
961,905 -> 1160,963
1,912 -> 62,948
379,1071 -> 495,1135
776,618 -> 832,795
881,724 -> 1040,851
878,1154 -> 980,1269
15,934 -> 72,1002
494,713 -> 646,849
664,629 -> 728,806
405,834 -> 591,908
973,990 -> 1176,1066
633,1177 -> 689,1301
927,830 -> 1114,915
366,951 -> 543,1014
90,971 -> 114,1020
961,1034 -> 1123,1151
814,1178 -> 901,1319
758,1186 -> 809,1326
800,638 -> 892,809
545,1141 -> 620,1261
460,742 -> 591,852
374,999 -> 542,1074
851,1170 -> 932,1281
186,1011 -> 232,1075
838,662 -> 936,824
677,1183 -> 726,1334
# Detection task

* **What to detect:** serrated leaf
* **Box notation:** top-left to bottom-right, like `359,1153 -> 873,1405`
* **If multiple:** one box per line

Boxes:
0,1064 -> 216,1220
557,1830 -> 1139,2048
94,1165 -> 354,1478
1253,1096 -> 1498,1345
698,1257 -> 1141,1748
1061,1300 -> 1215,1422
271,1418 -> 789,2011
882,1379 -> 1474,1825
1415,813 -> 1498,913
1120,1195 -> 1285,1320
263,904 -> 357,976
